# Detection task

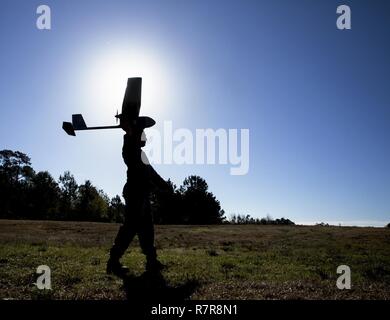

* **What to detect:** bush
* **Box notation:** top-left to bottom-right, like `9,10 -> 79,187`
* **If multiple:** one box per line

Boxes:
228,213 -> 295,225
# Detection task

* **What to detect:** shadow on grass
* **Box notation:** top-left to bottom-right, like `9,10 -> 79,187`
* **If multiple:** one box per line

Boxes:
120,270 -> 199,301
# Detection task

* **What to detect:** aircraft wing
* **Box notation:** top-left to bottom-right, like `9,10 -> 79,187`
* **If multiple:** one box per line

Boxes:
121,77 -> 142,121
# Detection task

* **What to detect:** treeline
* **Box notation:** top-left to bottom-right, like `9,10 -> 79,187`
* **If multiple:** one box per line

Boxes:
151,175 -> 225,224
0,150 -> 225,224
228,214 -> 295,225
0,150 -> 124,222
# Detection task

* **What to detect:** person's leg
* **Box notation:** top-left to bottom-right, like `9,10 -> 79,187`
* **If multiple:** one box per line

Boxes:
138,211 -> 157,260
109,218 -> 137,262
107,183 -> 140,274
138,198 -> 165,271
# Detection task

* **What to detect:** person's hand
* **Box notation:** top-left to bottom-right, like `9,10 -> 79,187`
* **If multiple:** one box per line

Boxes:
163,181 -> 173,194
157,181 -> 171,194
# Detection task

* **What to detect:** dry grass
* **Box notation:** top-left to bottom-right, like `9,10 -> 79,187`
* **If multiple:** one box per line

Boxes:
0,219 -> 389,300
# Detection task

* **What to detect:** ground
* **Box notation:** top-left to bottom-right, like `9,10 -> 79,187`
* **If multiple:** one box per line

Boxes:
0,219 -> 389,300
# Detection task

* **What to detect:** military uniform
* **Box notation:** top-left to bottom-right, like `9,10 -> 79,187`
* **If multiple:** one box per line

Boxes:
108,132 -> 167,272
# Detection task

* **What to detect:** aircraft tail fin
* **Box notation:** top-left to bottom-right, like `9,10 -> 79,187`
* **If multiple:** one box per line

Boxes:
72,114 -> 87,130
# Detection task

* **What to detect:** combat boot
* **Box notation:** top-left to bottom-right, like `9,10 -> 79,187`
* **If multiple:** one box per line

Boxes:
106,258 -> 129,276
145,258 -> 166,272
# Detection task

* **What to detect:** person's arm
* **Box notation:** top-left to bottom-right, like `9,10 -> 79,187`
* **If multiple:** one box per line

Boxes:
148,165 -> 170,191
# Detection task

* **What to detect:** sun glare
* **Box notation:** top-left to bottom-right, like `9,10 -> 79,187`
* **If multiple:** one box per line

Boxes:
84,47 -> 171,122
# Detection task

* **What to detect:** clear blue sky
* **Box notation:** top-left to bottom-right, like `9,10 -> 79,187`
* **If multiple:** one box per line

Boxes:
1,0 -> 389,226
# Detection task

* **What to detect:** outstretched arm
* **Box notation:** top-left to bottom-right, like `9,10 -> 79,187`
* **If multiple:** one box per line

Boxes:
149,165 -> 170,191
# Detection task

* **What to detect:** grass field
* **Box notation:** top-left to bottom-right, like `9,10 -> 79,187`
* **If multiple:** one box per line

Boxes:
0,219 -> 389,300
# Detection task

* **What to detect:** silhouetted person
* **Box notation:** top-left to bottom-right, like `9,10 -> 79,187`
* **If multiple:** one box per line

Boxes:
107,117 -> 169,276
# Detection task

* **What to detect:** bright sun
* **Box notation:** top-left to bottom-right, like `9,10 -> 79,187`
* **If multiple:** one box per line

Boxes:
84,47 -> 171,121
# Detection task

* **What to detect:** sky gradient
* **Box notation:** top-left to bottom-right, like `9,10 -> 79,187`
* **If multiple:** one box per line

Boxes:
1,0 -> 389,226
